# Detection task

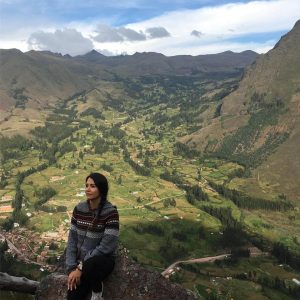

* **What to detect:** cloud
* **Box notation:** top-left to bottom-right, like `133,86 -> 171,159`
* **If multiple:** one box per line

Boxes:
1,0 -> 300,56
92,24 -> 124,42
102,35 -> 276,57
93,24 -> 146,42
92,24 -> 171,42
191,30 -> 203,38
121,0 -> 300,55
96,48 -> 117,56
145,27 -> 170,38
27,28 -> 93,56
118,27 -> 146,41
129,0 -> 300,37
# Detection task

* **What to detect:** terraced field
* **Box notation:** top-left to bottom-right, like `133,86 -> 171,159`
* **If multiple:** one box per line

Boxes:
1,78 -> 299,299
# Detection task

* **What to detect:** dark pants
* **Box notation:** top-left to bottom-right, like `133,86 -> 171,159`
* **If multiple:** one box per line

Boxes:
67,254 -> 115,300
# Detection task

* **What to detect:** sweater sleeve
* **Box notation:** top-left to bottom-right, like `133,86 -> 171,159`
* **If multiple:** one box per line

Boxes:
65,207 -> 78,273
84,208 -> 119,261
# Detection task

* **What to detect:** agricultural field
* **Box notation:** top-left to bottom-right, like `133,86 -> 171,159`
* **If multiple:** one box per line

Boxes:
0,77 -> 300,299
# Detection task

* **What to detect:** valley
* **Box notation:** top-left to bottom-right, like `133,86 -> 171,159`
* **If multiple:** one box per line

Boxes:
1,20 -> 300,300
0,73 -> 299,299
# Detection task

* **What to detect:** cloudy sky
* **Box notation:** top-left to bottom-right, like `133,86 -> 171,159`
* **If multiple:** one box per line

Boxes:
0,0 -> 299,56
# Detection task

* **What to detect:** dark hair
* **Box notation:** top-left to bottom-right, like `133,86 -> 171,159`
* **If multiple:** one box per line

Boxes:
86,172 -> 109,202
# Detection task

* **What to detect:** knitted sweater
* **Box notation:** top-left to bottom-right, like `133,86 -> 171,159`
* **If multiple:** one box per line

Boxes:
65,200 -> 119,273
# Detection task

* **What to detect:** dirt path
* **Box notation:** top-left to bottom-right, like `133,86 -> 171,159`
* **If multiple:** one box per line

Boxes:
161,254 -> 230,277
118,193 -> 185,211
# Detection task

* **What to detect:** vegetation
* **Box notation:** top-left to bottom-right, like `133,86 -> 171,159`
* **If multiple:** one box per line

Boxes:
208,180 -> 293,211
215,109 -> 289,168
33,187 -> 57,210
0,70 -> 299,300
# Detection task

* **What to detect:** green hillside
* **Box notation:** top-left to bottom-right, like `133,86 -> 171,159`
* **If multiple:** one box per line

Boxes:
181,20 -> 300,202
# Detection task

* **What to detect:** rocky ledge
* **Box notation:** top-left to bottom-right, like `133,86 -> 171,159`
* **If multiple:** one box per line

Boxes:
35,248 -> 197,300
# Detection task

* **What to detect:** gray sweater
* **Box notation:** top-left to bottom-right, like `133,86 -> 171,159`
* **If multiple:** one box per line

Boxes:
65,200 -> 119,273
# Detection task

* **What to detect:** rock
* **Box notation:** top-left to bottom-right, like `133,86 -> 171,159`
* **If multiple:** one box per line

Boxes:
35,247 -> 196,300
35,273 -> 67,300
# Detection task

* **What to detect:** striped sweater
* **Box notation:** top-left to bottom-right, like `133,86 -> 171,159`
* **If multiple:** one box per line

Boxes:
65,200 -> 119,273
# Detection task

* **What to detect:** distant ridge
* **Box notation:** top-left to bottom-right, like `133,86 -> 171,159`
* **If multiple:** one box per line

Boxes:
74,49 -> 258,76
0,48 -> 257,110
75,49 -> 106,62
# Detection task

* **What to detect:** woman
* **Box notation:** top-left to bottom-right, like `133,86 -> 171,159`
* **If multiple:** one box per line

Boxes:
66,172 -> 119,300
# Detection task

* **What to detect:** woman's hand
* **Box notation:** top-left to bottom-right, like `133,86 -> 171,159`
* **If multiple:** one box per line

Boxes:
67,268 -> 82,291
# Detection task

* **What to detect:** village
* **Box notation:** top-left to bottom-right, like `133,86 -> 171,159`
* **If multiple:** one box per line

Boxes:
0,174 -> 89,273
0,223 -> 68,271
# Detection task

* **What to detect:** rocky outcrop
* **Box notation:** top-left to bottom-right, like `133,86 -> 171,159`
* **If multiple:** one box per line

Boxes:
0,272 -> 39,294
35,247 -> 197,300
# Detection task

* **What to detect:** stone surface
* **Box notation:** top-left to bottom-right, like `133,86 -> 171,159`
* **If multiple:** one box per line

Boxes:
35,248 -> 197,300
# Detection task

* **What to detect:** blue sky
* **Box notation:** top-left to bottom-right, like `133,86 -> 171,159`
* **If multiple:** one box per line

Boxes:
0,0 -> 299,56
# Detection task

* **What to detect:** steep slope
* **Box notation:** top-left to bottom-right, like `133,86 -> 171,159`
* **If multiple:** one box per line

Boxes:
221,21 -> 300,116
0,49 -> 103,109
181,20 -> 300,200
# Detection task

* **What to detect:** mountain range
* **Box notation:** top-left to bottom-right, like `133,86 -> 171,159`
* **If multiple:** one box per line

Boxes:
0,20 -> 299,201
0,49 -> 257,111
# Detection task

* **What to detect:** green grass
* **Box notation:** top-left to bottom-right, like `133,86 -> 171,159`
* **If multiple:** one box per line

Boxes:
120,218 -> 223,267
181,255 -> 300,300
28,211 -> 67,232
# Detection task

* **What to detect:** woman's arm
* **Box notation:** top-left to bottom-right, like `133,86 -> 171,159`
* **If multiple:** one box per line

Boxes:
84,208 -> 119,260
65,207 -> 79,274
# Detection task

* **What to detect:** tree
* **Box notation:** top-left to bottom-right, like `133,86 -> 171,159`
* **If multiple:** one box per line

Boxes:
79,151 -> 84,160
117,175 -> 122,185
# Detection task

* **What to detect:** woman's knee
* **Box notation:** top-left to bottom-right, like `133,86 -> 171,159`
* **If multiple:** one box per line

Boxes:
83,254 -> 114,274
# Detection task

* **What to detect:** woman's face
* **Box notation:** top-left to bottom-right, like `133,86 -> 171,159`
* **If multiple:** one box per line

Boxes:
85,177 -> 100,200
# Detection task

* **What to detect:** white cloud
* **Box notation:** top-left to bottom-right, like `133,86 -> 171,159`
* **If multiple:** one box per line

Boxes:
28,28 -> 94,56
0,39 -> 28,51
93,35 -> 276,57
128,0 -> 300,36
96,48 -> 116,56
115,0 -> 300,55
1,0 -> 299,56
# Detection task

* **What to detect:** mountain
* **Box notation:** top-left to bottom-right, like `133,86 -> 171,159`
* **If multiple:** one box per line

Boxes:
0,49 -> 109,111
0,49 -> 257,113
74,49 -> 107,63
181,20 -> 300,201
76,50 -> 258,77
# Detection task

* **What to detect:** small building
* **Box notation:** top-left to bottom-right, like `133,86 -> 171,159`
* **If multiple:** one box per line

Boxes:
0,205 -> 13,213
50,176 -> 65,182
1,195 -> 13,201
